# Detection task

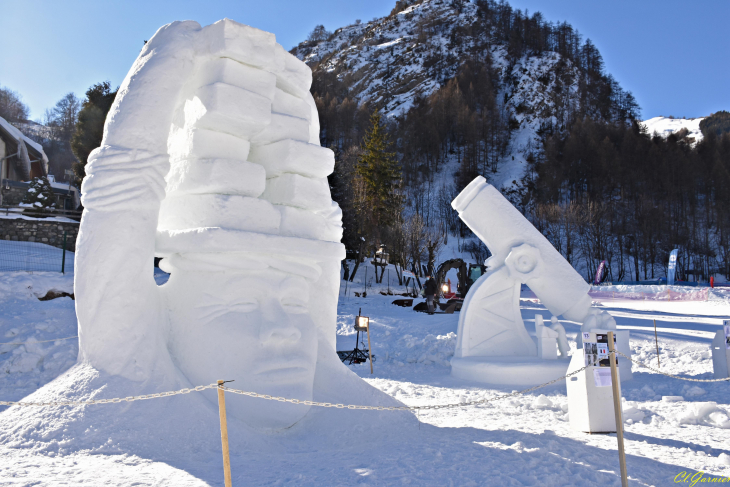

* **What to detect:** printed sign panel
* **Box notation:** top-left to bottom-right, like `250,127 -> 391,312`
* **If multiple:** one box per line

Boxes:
583,332 -> 598,367
583,332 -> 617,367
593,368 -> 613,387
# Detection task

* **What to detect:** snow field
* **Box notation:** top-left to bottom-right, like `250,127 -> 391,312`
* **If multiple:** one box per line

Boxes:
1,262 -> 730,484
338,263 -> 730,483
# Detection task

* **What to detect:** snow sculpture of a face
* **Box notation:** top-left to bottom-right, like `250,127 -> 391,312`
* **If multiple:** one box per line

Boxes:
166,266 -> 317,430
74,19 -> 344,431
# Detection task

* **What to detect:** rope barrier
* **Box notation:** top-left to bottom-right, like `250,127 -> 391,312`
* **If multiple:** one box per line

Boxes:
615,350 -> 730,382
0,335 -> 78,346
0,367 -> 589,409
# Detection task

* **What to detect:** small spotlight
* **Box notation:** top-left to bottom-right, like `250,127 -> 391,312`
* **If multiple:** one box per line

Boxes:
442,284 -> 449,292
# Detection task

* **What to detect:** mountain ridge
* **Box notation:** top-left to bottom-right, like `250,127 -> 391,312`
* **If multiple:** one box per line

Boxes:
292,0 -> 638,189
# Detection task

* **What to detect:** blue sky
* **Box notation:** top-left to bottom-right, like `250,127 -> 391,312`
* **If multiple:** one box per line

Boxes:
1,0 -> 727,121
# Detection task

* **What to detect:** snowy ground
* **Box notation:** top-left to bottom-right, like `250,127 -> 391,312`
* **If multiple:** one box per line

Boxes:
1,262 -> 729,485
0,240 -> 74,273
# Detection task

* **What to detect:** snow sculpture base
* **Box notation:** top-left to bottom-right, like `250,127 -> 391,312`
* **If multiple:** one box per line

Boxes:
565,352 -> 619,433
711,330 -> 730,379
451,356 -> 570,386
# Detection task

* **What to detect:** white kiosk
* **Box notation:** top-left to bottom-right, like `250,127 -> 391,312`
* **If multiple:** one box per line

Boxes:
566,330 -> 624,433
711,321 -> 730,379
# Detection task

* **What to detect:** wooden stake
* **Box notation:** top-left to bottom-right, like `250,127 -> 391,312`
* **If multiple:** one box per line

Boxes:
366,325 -> 374,375
217,380 -> 233,487
653,319 -> 660,368
608,332 -> 628,487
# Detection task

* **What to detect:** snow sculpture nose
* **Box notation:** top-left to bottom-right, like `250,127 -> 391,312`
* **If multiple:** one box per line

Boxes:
259,299 -> 302,344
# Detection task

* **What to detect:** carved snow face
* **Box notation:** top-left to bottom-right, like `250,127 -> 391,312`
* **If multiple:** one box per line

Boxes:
164,268 -> 318,430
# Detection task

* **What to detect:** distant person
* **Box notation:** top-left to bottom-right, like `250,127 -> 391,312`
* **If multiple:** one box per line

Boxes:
424,275 -> 437,314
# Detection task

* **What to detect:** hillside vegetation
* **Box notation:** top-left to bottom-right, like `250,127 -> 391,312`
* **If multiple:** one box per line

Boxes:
294,0 -> 730,283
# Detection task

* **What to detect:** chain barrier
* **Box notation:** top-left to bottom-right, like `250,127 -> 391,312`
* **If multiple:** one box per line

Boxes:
0,367 -> 589,410
614,350 -> 730,383
0,384 -> 219,407
223,365 -> 588,411
3,350 -> 728,409
0,335 -> 78,346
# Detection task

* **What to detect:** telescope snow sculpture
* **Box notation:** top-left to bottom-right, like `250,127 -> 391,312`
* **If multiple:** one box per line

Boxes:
75,19 -> 347,430
450,177 -> 630,385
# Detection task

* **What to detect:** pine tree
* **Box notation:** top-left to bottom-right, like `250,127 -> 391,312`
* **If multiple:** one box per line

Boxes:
71,82 -> 118,185
21,177 -> 55,211
356,112 -> 402,230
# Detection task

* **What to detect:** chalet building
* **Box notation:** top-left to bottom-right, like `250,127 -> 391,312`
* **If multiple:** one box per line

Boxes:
0,116 -> 79,209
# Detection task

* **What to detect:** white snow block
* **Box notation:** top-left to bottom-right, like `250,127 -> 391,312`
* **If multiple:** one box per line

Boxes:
158,193 -> 280,233
250,113 -> 310,145
166,158 -> 266,197
262,174 -> 331,210
195,82 -> 272,138
535,315 -> 558,360
247,139 -> 334,179
274,44 -> 313,99
198,19 -> 284,73
169,128 -> 251,162
712,329 -> 730,379
272,88 -> 311,122
277,205 -> 343,242
197,57 -> 277,100
305,91 -> 321,145
566,351 -> 619,433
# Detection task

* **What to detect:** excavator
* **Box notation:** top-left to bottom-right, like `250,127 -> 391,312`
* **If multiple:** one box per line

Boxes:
411,259 -> 486,313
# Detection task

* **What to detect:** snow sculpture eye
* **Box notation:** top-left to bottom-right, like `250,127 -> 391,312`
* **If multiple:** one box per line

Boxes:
232,300 -> 259,313
281,298 -> 308,314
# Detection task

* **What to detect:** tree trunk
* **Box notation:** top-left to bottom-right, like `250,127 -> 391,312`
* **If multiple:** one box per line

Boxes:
349,240 -> 365,282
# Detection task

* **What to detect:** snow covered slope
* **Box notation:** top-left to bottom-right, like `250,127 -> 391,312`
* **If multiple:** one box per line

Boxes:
642,116 -> 705,143
292,0 -> 611,189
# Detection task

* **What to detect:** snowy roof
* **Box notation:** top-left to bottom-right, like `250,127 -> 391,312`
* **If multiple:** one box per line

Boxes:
0,115 -> 48,164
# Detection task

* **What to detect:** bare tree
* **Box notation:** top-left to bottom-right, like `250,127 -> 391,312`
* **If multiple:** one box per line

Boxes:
0,86 -> 30,124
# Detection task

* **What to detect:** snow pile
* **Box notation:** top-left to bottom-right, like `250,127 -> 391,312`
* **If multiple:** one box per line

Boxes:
0,272 -> 77,406
678,401 -> 730,428
621,400 -> 646,424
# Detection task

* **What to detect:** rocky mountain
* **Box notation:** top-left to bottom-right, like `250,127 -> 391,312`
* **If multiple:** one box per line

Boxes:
292,0 -> 638,189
